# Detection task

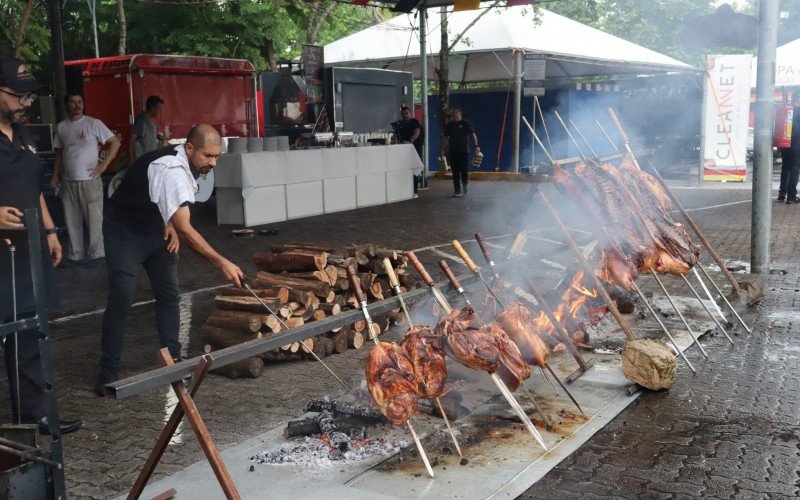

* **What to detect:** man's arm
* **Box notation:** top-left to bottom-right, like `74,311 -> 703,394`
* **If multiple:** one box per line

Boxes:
39,194 -> 62,267
91,136 -> 121,178
470,132 -> 479,150
170,205 -> 243,287
51,149 -> 63,189
409,126 -> 421,143
127,134 -> 137,166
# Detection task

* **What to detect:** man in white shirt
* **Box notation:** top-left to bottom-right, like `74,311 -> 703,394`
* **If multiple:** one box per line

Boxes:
51,93 -> 121,267
95,124 -> 243,396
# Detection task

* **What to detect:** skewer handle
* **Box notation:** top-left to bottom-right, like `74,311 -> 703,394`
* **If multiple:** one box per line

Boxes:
405,251 -> 434,286
474,233 -> 495,265
451,240 -> 479,272
438,260 -> 465,292
382,257 -> 400,288
605,108 -> 629,144
346,265 -> 368,304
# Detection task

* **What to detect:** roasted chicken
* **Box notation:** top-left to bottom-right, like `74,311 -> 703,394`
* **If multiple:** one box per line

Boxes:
435,307 -> 499,372
365,342 -> 418,426
401,326 -> 448,399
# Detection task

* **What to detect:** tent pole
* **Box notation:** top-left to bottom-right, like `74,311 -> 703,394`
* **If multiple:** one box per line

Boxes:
419,7 -> 429,187
512,49 -> 523,173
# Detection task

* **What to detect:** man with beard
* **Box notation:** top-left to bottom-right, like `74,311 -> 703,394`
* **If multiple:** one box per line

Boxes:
51,92 -> 120,267
393,105 -> 424,195
0,55 -> 82,434
96,124 -> 244,395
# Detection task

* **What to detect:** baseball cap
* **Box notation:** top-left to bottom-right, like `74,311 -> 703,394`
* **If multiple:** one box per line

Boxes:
0,55 -> 46,93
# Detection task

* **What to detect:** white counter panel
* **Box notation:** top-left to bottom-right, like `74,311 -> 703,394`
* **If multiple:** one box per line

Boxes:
357,172 -> 387,207
386,169 -> 414,202
286,181 -> 324,219
323,177 -> 357,213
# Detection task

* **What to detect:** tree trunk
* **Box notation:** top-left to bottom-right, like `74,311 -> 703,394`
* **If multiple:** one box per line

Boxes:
438,6 -> 450,147
13,0 -> 35,58
117,0 -> 126,55
265,39 -> 277,72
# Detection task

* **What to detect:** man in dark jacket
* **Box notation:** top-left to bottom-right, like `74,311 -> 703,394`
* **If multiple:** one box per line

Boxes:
442,107 -> 479,197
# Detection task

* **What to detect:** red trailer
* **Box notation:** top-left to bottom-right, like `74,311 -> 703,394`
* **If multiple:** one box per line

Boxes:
64,54 -> 258,171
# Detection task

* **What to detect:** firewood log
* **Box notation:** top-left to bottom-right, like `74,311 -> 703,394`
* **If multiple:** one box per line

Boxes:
331,295 -> 347,308
347,244 -> 376,258
270,243 -> 339,254
368,283 -> 384,300
317,303 -> 341,315
206,315 -> 261,334
312,310 -> 326,321
284,317 -> 305,328
358,258 -> 388,275
311,336 -> 333,359
283,270 -> 334,285
210,357 -> 264,379
253,251 -> 328,272
352,318 -> 366,332
208,308 -> 280,333
260,351 -> 304,362
214,295 -> 281,313
358,272 -> 375,289
329,331 -> 348,354
366,322 -> 381,340
375,278 -> 391,295
334,277 -> 351,291
256,271 -> 334,301
374,315 -> 390,332
289,342 -> 300,353
324,265 -> 338,284
217,286 -> 290,303
374,248 -> 398,261
329,256 -> 359,268
201,325 -> 262,348
298,337 -> 314,353
347,330 -> 364,349
287,289 -> 315,308
386,309 -> 406,326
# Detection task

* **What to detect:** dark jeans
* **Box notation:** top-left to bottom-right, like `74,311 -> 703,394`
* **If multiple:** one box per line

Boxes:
4,323 -> 45,423
779,148 -> 799,200
100,221 -> 180,370
449,152 -> 469,193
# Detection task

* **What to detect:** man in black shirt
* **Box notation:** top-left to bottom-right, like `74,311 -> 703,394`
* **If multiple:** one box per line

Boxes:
780,97 -> 800,204
442,107 -> 478,197
394,105 -> 424,193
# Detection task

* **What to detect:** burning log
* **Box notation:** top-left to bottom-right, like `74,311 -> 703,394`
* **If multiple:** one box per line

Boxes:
319,411 -> 351,452
283,415 -> 374,439
253,251 -> 328,272
210,356 -> 264,379
305,399 -> 386,419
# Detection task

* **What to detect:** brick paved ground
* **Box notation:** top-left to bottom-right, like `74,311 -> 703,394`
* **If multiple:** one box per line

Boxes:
2,175 -> 798,499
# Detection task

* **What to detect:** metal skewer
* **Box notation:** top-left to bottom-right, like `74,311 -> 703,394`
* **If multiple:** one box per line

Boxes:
243,281 -> 356,399
451,240 -> 506,308
405,253 -> 548,451
382,259 -> 464,459
679,275 -> 734,345
344,266 -> 436,478
697,263 -> 753,335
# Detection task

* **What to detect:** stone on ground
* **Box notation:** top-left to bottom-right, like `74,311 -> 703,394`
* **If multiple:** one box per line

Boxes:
621,339 -> 676,390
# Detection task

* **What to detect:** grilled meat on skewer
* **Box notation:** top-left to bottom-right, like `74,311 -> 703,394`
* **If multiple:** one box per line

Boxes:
401,326 -> 448,399
365,342 -> 418,426
496,302 -> 552,368
481,322 -> 531,392
436,307 -> 499,372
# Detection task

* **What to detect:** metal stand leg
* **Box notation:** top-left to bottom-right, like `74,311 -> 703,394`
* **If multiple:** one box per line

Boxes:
650,271 -> 709,359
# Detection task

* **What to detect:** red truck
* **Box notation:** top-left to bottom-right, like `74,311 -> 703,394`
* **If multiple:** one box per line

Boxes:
64,54 -> 258,171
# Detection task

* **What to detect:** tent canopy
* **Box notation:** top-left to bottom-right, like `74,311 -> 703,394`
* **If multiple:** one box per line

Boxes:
751,37 -> 800,88
325,6 -> 695,83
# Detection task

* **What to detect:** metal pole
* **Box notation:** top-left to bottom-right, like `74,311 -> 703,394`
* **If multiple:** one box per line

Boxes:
511,49 -> 523,173
47,0 -> 67,122
87,0 -> 99,58
751,0 -> 779,274
419,8 -> 429,187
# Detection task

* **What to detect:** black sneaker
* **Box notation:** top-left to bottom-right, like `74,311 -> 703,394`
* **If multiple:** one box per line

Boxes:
453,192 -> 463,197
94,367 -> 119,397
463,188 -> 469,195
787,198 -> 798,205
38,416 -> 83,436
777,195 -> 785,201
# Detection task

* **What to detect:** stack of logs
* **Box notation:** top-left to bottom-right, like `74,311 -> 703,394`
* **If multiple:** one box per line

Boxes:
204,243 -> 418,379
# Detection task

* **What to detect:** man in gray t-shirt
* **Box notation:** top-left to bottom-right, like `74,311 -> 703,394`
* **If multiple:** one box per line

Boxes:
128,95 -> 164,164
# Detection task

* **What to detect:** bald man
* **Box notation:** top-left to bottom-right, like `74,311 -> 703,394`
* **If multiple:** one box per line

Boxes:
95,125 -> 243,395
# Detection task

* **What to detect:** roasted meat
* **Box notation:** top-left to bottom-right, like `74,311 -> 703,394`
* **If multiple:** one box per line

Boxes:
435,307 -> 499,372
401,326 -> 448,399
365,342 -> 418,426
496,302 -> 551,367
481,322 -> 531,392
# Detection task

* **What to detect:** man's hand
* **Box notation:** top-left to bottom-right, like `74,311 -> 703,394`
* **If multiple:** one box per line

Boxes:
50,174 -> 61,190
47,234 -> 62,267
0,207 -> 24,228
163,223 -> 180,253
219,259 -> 244,288
89,164 -> 106,178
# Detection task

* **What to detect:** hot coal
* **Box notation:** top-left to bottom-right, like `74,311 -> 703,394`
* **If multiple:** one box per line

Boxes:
250,435 -> 406,467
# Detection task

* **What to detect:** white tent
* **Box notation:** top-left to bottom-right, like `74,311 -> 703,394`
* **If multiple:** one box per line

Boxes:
325,6 -> 694,82
751,37 -> 800,88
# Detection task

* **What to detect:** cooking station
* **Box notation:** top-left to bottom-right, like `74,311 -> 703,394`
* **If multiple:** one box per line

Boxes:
213,144 -> 421,227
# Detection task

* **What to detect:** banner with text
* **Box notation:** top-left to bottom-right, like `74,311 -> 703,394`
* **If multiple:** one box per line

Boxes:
702,54 -> 752,182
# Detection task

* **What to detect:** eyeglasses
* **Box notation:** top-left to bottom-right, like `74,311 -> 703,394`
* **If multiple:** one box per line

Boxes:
0,88 -> 38,105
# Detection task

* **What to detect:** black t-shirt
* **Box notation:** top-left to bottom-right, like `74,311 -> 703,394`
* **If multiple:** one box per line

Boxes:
444,119 -> 475,156
398,118 -> 424,156
106,145 -> 180,233
791,106 -> 800,151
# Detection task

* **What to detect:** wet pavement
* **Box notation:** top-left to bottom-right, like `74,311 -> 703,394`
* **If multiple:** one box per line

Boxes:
1,175 -> 798,499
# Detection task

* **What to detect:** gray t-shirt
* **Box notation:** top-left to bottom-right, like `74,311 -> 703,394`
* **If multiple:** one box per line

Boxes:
132,112 -> 159,158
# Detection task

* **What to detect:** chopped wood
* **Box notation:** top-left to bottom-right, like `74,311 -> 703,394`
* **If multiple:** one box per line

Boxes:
311,336 -> 334,359
358,272 -> 375,289
347,330 -> 364,349
270,243 -> 339,255
352,318 -> 366,332
374,248 -> 398,261
358,258 -> 388,275
368,283 -> 384,300
324,265 -> 338,284
206,315 -> 261,334
284,317 -> 305,329
312,310 -> 326,321
334,277 -> 351,291
214,295 -> 280,314
328,331 -> 348,354
260,351 -> 304,362
201,325 -> 262,348
210,357 -> 264,379
289,342 -> 300,353
346,245 -> 376,258
287,289 -> 315,308
256,271 -> 334,300
298,338 -> 314,353
366,322 -> 381,340
284,415 -> 372,439
217,286 -> 289,303
373,315 -> 390,332
329,256 -> 359,268
283,270 -> 334,285
375,278 -> 391,295
386,309 -> 406,326
253,251 -> 328,272
317,303 -> 341,315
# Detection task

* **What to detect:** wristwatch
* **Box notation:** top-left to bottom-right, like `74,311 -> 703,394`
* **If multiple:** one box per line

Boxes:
45,228 -> 58,235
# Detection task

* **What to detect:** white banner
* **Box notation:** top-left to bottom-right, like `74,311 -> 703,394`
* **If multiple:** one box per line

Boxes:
702,54 -> 752,182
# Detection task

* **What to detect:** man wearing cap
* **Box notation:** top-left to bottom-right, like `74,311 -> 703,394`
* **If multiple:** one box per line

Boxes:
128,95 -> 164,165
0,55 -> 82,434
96,124 -> 244,395
51,92 -> 121,267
